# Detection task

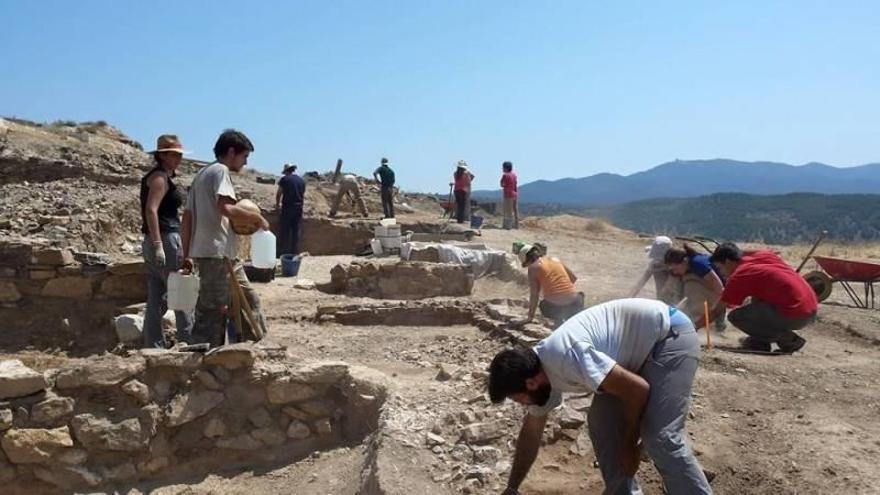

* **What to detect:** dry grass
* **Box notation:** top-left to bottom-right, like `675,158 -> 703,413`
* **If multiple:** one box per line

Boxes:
520,214 -> 628,238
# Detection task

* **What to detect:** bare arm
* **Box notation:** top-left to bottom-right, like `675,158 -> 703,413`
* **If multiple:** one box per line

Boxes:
562,261 -> 577,284
526,267 -> 541,321
599,365 -> 650,475
144,173 -> 167,244
505,413 -> 547,492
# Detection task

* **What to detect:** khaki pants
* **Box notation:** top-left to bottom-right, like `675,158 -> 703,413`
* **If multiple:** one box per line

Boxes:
331,180 -> 368,216
663,274 -> 724,327
502,197 -> 519,229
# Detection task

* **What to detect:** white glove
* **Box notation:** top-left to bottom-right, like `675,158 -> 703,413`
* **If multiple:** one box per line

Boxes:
153,241 -> 166,267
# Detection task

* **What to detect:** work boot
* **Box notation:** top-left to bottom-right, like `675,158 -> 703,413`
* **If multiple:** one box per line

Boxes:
740,336 -> 771,352
777,335 -> 807,354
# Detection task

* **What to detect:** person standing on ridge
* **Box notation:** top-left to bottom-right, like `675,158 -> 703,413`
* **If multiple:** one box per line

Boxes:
140,134 -> 193,348
275,163 -> 306,255
453,160 -> 474,224
181,129 -> 270,347
500,161 -> 519,229
373,157 -> 396,219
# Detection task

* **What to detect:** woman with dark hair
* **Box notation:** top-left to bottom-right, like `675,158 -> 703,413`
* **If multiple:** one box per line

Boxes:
664,244 -> 725,328
140,134 -> 193,348
518,243 -> 584,327
453,160 -> 475,224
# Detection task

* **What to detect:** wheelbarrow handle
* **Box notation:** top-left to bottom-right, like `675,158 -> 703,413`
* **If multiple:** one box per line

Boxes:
796,230 -> 828,274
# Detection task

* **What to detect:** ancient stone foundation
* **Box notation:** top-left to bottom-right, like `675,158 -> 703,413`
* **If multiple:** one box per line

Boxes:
0,343 -> 385,492
323,261 -> 474,300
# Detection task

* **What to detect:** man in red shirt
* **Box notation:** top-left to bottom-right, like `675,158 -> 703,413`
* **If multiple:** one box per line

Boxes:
710,243 -> 817,353
500,161 -> 519,230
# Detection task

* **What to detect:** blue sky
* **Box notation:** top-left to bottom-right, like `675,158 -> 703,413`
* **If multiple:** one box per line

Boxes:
2,1 -> 878,192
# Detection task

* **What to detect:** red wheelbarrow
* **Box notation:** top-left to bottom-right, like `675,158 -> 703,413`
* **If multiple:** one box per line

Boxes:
804,256 -> 880,309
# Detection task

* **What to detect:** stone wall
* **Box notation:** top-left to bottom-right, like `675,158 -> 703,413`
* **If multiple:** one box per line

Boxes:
0,343 -> 384,492
323,261 -> 474,300
0,238 -> 147,353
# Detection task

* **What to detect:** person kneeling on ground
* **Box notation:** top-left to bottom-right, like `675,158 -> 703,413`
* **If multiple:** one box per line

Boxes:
628,236 -> 675,303
664,244 -> 726,330
710,242 -> 817,353
489,298 -> 712,495
518,243 -> 583,327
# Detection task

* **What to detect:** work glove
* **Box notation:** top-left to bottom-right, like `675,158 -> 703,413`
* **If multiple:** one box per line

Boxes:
152,241 -> 166,267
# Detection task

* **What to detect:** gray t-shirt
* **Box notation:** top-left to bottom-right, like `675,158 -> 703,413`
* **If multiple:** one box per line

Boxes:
528,298 -> 671,416
185,162 -> 238,259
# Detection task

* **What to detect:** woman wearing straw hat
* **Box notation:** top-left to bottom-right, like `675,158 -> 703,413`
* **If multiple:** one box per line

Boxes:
140,134 -> 193,348
453,160 -> 475,224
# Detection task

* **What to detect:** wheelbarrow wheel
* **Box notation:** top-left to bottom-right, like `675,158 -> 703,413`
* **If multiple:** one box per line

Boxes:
804,270 -> 833,302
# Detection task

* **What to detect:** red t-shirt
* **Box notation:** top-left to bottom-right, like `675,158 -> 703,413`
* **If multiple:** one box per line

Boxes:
501,172 -> 518,198
720,251 -> 818,318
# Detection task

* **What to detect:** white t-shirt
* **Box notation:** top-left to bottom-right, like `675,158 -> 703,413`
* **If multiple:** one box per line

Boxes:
185,162 -> 238,259
527,298 -> 671,416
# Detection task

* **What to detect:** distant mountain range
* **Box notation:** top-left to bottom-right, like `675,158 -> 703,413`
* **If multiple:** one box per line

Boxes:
520,193 -> 880,244
473,159 -> 880,206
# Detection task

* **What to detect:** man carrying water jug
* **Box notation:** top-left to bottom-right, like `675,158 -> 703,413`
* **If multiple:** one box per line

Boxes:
181,129 -> 270,347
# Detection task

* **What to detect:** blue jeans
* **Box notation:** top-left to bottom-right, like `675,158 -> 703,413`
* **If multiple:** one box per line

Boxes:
588,321 -> 712,494
279,207 -> 303,256
142,233 -> 193,348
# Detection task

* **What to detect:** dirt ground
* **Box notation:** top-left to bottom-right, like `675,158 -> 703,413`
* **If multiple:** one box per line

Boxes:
136,220 -> 880,494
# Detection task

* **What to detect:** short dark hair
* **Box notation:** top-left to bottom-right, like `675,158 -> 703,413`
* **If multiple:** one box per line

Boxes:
502,161 -> 513,172
710,242 -> 742,264
213,129 -> 254,159
488,348 -> 541,403
381,157 -> 389,164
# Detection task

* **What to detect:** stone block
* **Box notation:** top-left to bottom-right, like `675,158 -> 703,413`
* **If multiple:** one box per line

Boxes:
30,396 -> 75,425
461,421 -> 506,445
289,361 -> 349,385
108,261 -> 145,276
0,409 -> 12,430
28,269 -> 56,280
0,241 -> 34,268
73,251 -> 111,266
165,390 -> 225,427
32,248 -> 74,266
41,276 -> 93,300
57,448 -> 88,465
121,380 -> 150,405
55,356 -> 145,389
100,274 -> 145,300
314,419 -> 332,436
286,420 -> 311,440
0,282 -> 21,304
142,349 -> 202,369
0,360 -> 48,399
33,465 -> 102,488
203,343 -> 256,369
0,426 -> 74,463
250,427 -> 286,446
114,314 -> 143,344
248,407 -> 273,428
266,376 -> 319,404
70,414 -> 148,452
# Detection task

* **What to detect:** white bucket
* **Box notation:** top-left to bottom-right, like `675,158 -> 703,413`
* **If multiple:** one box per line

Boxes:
379,235 -> 402,249
379,218 -> 397,227
250,229 -> 277,269
371,239 -> 383,256
167,272 -> 200,311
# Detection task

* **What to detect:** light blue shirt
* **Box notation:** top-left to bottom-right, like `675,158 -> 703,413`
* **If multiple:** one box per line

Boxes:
528,298 -> 673,416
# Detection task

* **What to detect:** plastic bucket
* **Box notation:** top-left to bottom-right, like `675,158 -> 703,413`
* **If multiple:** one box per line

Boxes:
250,230 -> 277,269
470,215 -> 484,229
280,254 -> 301,277
371,239 -> 383,256
167,272 -> 199,311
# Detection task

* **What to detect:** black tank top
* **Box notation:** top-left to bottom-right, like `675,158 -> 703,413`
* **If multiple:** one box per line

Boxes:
140,168 -> 184,234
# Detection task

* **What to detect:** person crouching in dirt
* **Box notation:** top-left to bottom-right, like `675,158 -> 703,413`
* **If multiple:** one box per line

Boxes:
664,244 -> 726,330
710,242 -> 817,353
329,173 -> 369,218
140,134 -> 193,348
517,244 -> 584,327
181,129 -> 270,348
489,299 -> 712,495
628,236 -> 675,303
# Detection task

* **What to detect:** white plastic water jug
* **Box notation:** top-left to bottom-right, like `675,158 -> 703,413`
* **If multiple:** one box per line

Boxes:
167,272 -> 199,311
251,229 -> 277,269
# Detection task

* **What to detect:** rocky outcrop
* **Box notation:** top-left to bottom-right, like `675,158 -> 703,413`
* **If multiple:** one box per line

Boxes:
323,261 -> 474,299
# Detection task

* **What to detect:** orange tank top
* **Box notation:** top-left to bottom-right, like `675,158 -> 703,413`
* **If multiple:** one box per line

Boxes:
534,257 -> 576,298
